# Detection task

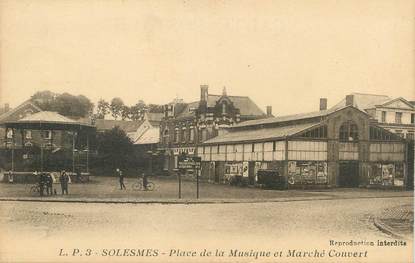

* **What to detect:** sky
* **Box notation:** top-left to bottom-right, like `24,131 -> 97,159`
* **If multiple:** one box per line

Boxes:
0,0 -> 414,116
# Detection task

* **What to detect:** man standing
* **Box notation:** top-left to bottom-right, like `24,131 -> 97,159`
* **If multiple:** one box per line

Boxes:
60,170 -> 69,195
117,168 -> 126,190
142,173 -> 148,190
38,172 -> 45,197
46,173 -> 53,196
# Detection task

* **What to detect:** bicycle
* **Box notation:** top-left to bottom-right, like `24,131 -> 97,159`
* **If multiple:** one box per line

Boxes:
132,179 -> 155,191
29,183 -> 41,194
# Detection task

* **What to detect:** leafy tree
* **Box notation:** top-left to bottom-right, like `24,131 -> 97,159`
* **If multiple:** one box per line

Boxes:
110,97 -> 124,120
31,90 -> 93,117
148,104 -> 164,113
121,105 -> 131,120
96,126 -> 135,170
129,100 -> 147,121
96,99 -> 110,119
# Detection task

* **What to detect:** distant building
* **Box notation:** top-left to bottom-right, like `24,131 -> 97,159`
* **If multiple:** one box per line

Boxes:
159,85 -> 269,173
332,93 -> 415,140
95,118 -> 161,173
0,100 -> 43,149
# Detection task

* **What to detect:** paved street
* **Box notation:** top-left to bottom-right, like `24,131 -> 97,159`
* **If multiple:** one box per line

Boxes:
0,176 -> 412,202
0,197 -> 413,263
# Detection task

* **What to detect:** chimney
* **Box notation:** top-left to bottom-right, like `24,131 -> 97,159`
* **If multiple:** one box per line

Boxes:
4,103 -> 10,113
200,85 -> 208,102
345,95 -> 354,107
319,98 -> 327,111
266,106 -> 273,117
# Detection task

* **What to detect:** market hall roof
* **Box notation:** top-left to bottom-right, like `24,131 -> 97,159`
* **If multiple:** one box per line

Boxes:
203,122 -> 320,144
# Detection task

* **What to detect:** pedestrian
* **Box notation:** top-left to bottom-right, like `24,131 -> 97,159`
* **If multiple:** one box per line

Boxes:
142,173 -> 148,190
46,173 -> 53,196
38,172 -> 45,197
60,170 -> 69,195
117,168 -> 126,190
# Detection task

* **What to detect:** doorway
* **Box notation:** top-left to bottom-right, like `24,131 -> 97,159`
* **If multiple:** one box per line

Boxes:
338,162 -> 359,187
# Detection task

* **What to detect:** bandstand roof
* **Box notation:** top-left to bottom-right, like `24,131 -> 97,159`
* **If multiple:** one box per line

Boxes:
1,111 -> 95,131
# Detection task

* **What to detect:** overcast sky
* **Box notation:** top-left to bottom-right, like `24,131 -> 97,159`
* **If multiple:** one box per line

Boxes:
0,0 -> 414,115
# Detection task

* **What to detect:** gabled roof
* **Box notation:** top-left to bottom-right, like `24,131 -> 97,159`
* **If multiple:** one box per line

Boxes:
95,119 -> 145,133
175,94 -> 265,119
144,112 -> 164,126
134,127 -> 159,145
0,100 -> 42,123
204,122 -> 320,144
331,93 -> 391,110
378,97 -> 415,109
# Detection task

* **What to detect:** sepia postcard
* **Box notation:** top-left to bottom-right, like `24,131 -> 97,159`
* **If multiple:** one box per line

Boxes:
0,0 -> 413,262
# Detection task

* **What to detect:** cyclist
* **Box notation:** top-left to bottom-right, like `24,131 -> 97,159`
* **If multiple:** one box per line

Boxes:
142,173 -> 148,190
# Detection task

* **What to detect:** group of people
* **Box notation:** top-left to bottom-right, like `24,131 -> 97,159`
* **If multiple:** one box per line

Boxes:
116,168 -> 148,190
35,170 -> 69,196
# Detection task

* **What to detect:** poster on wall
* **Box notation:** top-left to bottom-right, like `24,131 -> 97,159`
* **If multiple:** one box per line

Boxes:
242,162 -> 249,177
288,161 -> 296,174
382,164 -> 394,186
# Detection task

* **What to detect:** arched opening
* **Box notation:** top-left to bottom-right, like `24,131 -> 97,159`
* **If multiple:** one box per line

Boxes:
339,121 -> 359,142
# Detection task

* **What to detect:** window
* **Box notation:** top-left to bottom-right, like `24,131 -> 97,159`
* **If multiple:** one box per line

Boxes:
339,121 -> 358,141
6,129 -> 13,139
201,129 -> 207,142
272,141 -> 276,151
25,130 -> 32,139
174,129 -> 179,143
189,128 -> 195,142
381,111 -> 386,123
407,132 -> 414,140
181,128 -> 186,142
222,103 -> 226,114
251,143 -> 255,152
298,126 -> 327,138
395,112 -> 402,124
411,114 -> 414,124
44,130 -> 52,140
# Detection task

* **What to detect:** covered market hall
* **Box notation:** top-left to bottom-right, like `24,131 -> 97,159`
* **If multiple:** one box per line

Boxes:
199,104 -> 409,189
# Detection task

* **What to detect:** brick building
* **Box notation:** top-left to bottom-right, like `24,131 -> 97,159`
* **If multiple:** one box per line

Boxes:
159,85 -> 267,173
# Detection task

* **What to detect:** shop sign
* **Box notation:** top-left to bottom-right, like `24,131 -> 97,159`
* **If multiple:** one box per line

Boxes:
178,156 -> 201,169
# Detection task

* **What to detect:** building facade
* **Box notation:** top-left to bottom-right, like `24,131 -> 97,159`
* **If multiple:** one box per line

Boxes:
332,93 -> 415,140
159,85 -> 267,174
199,98 -> 408,189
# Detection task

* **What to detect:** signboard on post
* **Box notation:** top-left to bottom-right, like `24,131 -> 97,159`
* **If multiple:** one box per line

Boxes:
178,156 -> 201,170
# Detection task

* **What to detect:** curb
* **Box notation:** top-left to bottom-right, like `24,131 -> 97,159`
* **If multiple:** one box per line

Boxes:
373,217 -> 404,240
0,195 -> 412,205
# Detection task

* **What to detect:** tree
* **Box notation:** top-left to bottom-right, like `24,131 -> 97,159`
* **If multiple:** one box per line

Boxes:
148,104 -> 164,113
96,127 -> 135,170
30,90 -> 93,118
121,105 -> 131,120
96,99 -> 110,119
130,100 -> 147,121
110,98 -> 124,120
